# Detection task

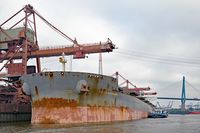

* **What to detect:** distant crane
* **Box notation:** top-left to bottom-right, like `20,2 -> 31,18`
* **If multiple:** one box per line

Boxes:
111,72 -> 156,97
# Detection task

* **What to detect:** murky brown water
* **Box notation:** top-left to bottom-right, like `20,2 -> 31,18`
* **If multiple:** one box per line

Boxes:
0,115 -> 199,133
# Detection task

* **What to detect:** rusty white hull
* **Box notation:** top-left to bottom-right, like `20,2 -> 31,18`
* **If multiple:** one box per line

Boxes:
21,71 -> 152,124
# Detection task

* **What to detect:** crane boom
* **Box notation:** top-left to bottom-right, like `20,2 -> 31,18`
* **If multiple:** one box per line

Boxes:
128,87 -> 151,91
0,41 -> 114,60
142,92 -> 157,95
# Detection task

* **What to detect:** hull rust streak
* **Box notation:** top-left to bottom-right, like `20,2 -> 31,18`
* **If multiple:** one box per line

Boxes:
32,106 -> 148,124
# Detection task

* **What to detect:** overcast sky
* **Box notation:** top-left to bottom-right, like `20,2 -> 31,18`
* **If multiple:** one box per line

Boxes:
1,0 -> 200,107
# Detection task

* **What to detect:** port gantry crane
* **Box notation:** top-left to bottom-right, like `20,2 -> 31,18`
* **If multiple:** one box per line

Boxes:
111,72 -> 157,96
0,4 -> 115,78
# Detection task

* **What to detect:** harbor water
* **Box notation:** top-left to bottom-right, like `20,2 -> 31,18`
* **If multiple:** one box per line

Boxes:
0,115 -> 199,133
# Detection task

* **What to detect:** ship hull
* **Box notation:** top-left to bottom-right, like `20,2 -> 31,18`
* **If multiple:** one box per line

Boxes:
21,71 -> 152,124
0,103 -> 31,122
189,111 -> 200,114
0,84 -> 31,123
32,106 -> 148,124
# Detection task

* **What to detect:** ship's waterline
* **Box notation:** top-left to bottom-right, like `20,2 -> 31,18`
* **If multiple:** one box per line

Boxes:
21,71 -> 152,124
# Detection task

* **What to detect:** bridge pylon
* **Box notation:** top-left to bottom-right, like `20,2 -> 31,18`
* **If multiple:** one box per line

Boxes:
181,76 -> 186,111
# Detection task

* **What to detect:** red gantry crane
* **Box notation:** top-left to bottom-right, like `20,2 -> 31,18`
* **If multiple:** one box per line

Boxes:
0,4 -> 115,78
111,72 -> 157,96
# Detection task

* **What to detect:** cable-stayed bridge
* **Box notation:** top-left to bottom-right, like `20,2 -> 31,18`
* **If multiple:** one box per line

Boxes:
157,76 -> 200,110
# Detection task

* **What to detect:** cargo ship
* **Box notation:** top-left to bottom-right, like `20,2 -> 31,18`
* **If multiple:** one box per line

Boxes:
0,4 -> 154,124
20,71 -> 153,124
189,110 -> 200,114
0,79 -> 31,122
188,106 -> 200,114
